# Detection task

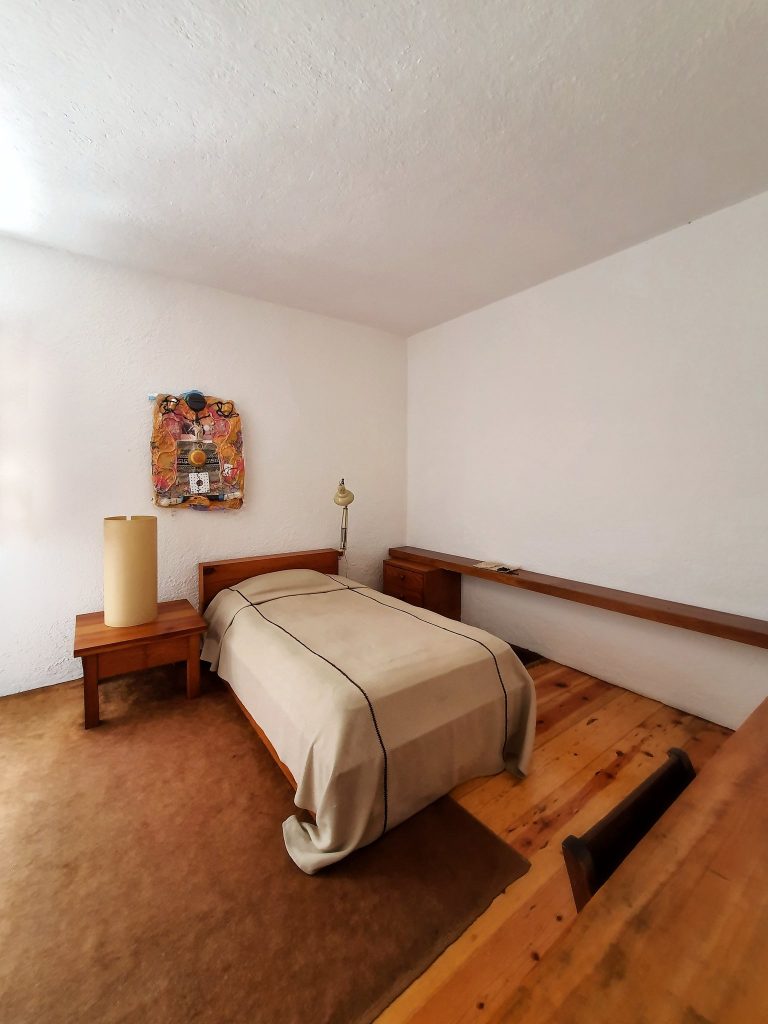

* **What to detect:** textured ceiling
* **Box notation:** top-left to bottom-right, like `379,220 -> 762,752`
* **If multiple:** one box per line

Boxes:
2,0 -> 768,334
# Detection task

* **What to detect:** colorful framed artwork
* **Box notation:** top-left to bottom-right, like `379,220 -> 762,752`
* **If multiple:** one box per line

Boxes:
151,391 -> 244,510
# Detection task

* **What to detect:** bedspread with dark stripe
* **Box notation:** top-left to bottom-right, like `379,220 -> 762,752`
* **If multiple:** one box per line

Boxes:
202,568 -> 536,873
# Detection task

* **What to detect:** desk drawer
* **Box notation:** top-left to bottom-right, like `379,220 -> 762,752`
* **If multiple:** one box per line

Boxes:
383,562 -> 425,602
385,586 -> 425,608
382,558 -> 462,619
98,637 -> 190,678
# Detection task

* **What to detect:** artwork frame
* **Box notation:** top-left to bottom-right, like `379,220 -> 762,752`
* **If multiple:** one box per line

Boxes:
150,391 -> 245,510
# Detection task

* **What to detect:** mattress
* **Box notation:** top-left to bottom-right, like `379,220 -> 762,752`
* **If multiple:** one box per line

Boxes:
201,568 -> 535,873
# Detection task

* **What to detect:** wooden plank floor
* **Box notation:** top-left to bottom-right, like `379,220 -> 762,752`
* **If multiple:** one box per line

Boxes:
377,660 -> 732,1024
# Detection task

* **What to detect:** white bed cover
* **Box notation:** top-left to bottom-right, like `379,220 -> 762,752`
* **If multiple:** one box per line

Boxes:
202,569 -> 535,873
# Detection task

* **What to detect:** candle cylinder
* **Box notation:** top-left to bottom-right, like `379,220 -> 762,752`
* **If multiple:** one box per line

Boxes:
103,516 -> 158,627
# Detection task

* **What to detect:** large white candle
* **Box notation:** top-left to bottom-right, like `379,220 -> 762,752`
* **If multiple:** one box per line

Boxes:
103,516 -> 158,627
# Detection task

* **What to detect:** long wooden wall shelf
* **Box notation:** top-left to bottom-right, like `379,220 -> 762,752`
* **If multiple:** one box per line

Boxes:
389,546 -> 768,650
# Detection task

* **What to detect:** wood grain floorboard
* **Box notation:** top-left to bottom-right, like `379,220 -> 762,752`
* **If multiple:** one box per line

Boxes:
376,660 -> 731,1024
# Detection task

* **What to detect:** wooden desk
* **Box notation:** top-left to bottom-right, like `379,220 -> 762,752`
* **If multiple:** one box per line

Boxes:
390,545 -> 768,649
73,599 -> 207,728
491,694 -> 768,1024
382,557 -> 461,618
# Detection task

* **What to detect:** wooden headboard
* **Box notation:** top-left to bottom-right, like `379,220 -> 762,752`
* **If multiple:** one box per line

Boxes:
198,548 -> 340,611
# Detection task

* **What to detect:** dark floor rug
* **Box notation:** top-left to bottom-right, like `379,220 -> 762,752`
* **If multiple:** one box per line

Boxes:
0,670 -> 529,1024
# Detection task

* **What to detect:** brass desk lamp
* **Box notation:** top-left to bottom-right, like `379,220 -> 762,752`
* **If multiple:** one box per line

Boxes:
333,479 -> 355,553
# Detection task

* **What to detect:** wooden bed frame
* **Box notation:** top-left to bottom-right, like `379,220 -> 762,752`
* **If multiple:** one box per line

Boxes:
198,547 -> 340,612
198,547 -> 340,792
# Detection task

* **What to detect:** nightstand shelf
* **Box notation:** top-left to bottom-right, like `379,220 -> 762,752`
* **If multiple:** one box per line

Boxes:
73,599 -> 207,728
382,558 -> 461,619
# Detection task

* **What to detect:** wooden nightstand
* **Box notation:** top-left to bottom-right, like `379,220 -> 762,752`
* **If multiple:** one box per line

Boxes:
382,558 -> 461,620
73,599 -> 208,729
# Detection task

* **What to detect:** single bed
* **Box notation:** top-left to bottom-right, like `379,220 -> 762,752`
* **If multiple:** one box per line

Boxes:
199,548 -> 536,873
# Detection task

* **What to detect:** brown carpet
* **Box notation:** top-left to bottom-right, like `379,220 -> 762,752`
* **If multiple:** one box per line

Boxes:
0,670 -> 529,1024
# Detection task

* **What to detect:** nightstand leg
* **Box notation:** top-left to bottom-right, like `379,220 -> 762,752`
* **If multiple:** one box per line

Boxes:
83,656 -> 100,729
186,636 -> 201,699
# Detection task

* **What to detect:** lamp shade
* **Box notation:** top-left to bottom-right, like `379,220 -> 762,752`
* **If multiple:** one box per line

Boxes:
333,479 -> 355,507
103,516 -> 158,627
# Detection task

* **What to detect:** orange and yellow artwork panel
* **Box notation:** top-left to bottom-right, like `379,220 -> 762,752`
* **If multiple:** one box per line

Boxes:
150,391 -> 244,510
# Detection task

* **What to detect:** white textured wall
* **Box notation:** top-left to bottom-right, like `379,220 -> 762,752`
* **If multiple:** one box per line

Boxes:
0,238 -> 406,697
407,192 -> 768,729
4,191 -> 767,725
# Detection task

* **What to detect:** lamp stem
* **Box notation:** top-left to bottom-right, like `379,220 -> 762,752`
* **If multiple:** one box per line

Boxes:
340,505 -> 349,552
